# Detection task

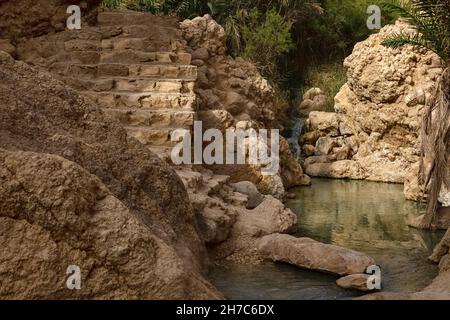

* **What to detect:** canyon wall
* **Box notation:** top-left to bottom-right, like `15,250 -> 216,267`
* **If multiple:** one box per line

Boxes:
300,21 -> 444,199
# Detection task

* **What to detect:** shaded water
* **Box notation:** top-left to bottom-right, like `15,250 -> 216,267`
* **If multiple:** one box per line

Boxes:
211,179 -> 444,300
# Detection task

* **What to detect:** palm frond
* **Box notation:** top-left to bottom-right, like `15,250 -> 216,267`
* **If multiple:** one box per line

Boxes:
380,0 -> 450,60
382,31 -> 440,55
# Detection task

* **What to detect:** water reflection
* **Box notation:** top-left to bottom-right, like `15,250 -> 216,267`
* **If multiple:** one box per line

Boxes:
210,179 -> 444,299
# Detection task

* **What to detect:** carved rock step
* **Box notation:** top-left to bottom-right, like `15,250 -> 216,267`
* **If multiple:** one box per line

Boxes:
63,36 -> 181,52
59,76 -> 195,94
47,50 -> 191,65
112,25 -> 182,41
50,63 -> 197,80
97,10 -> 179,29
82,91 -> 197,110
126,126 -> 190,147
105,108 -> 196,128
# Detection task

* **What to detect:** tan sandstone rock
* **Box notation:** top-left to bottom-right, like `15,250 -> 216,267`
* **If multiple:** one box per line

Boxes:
258,233 -> 376,276
0,51 -> 220,299
336,274 -> 373,292
301,21 -> 443,185
0,150 -> 221,299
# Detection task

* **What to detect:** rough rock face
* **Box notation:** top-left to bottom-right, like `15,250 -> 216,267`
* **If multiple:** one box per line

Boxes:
207,196 -> 298,264
0,51 -> 221,299
257,233 -> 376,276
0,0 -> 101,40
181,15 -> 310,197
0,150 -> 218,299
301,21 -> 443,185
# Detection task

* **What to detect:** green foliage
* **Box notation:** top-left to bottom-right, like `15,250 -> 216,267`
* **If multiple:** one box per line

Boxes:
127,0 -> 162,13
299,62 -> 347,112
100,0 -> 398,93
242,9 -> 294,81
379,0 -> 450,61
102,0 -> 127,9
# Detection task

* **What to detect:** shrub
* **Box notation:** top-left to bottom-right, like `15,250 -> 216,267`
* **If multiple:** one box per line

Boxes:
299,62 -> 347,112
242,9 -> 294,81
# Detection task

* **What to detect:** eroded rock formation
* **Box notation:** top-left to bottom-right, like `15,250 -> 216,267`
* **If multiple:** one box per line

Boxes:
181,15 -> 310,197
300,21 -> 444,187
0,51 -> 221,299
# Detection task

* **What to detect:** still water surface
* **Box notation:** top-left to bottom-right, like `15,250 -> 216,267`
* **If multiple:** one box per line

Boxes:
211,179 -> 444,300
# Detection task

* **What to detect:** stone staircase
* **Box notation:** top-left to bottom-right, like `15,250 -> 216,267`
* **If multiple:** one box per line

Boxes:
16,9 -> 197,153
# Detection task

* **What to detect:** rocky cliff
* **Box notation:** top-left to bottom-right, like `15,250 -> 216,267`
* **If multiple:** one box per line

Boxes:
301,21 -> 444,189
0,51 -> 222,299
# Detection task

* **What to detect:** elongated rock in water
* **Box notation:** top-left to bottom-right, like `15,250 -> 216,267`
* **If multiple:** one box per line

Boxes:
257,233 -> 375,276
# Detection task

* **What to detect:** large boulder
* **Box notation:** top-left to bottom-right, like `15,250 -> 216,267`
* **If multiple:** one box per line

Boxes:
305,160 -> 364,179
258,233 -> 375,276
234,197 -> 298,237
209,196 -> 298,264
0,150 -> 220,299
301,21 -> 443,184
0,52 -> 220,299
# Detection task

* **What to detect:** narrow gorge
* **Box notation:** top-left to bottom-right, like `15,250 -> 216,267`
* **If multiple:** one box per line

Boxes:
1,0 -> 450,302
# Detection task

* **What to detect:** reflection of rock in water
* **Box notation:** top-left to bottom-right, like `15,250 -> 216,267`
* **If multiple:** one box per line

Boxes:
289,179 -> 433,249
287,117 -> 305,160
287,179 -> 442,293
211,179 -> 443,299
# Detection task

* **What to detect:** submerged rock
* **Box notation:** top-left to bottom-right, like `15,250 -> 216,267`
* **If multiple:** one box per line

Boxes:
336,274 -> 373,292
257,233 -> 375,276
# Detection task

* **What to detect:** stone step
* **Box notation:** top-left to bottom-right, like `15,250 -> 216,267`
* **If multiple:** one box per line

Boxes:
48,50 -> 191,65
25,24 -> 179,45
114,77 -> 195,93
104,108 -> 196,128
116,25 -> 181,41
126,126 -> 190,147
82,91 -> 197,110
97,10 -> 179,29
63,36 -> 180,52
100,50 -> 191,65
49,63 -> 197,80
59,76 -> 195,94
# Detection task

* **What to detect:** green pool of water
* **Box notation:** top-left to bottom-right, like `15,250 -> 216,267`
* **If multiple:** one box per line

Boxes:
210,179 -> 444,300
